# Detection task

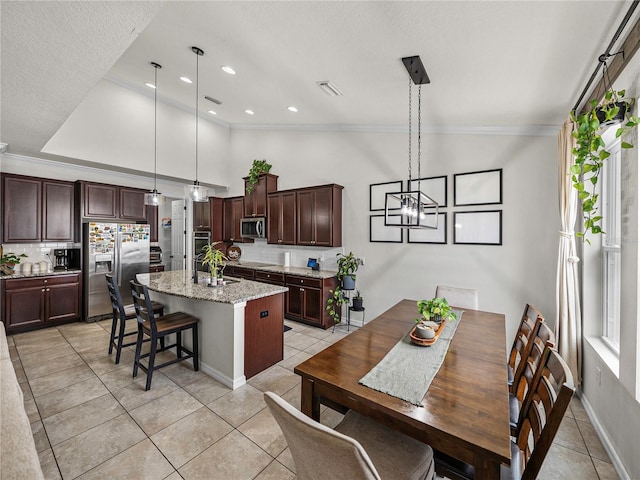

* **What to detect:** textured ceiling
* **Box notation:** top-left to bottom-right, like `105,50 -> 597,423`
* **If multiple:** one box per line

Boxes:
1,1 -> 637,159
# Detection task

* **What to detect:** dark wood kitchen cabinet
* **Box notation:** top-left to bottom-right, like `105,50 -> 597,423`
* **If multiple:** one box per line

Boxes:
243,173 -> 278,218
2,273 -> 81,334
267,191 -> 296,245
244,293 -> 284,378
223,196 -> 252,243
146,205 -> 158,242
209,197 -> 225,242
296,184 -> 343,247
285,274 -> 337,329
78,181 -> 146,221
193,200 -> 211,230
2,174 -> 75,243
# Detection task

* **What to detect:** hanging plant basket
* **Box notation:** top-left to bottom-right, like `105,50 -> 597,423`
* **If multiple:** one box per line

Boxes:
596,101 -> 627,126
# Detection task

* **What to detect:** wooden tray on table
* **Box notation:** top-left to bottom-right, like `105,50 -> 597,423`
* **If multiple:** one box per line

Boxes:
409,321 -> 446,346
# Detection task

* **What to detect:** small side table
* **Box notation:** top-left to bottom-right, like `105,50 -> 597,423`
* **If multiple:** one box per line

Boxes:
346,306 -> 365,331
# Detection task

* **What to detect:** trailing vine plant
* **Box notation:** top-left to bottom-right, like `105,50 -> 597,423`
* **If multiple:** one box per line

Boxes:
246,159 -> 272,194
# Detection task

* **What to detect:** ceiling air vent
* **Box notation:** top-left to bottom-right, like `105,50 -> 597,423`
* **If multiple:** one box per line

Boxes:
316,81 -> 343,96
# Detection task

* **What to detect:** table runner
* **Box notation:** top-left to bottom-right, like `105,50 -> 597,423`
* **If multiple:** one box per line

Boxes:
358,310 -> 463,406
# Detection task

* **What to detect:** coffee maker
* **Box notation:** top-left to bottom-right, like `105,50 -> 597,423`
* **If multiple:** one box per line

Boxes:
53,248 -> 80,271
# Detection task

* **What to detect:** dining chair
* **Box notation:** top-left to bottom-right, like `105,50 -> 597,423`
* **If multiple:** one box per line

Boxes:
435,346 -> 574,480
509,320 -> 556,435
507,304 -> 543,387
130,280 -> 199,391
435,285 -> 478,310
106,274 -> 164,364
264,392 -> 435,480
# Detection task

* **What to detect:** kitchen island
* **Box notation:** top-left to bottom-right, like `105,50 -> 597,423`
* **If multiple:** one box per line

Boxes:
136,270 -> 288,389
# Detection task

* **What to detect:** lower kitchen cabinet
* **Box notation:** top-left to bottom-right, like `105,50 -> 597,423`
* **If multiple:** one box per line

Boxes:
285,274 -> 337,329
244,293 -> 284,378
2,273 -> 81,334
225,266 -> 255,280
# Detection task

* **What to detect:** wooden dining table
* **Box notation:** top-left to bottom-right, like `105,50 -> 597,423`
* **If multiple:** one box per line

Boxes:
294,299 -> 511,480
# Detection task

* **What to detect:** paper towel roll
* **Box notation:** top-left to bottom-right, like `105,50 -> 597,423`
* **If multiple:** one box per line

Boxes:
284,252 -> 291,267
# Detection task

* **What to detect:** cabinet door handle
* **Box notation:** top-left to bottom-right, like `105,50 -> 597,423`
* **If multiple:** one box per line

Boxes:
300,288 -> 304,292
41,288 -> 45,292
46,288 -> 50,292
43,279 -> 48,283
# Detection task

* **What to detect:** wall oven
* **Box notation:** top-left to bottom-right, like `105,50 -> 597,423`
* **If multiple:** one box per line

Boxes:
193,231 -> 211,272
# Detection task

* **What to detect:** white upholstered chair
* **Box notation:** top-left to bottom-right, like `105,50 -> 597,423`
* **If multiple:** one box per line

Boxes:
435,285 -> 478,310
264,392 -> 435,480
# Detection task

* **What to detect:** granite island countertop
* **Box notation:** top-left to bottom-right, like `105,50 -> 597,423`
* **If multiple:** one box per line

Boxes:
226,261 -> 337,279
137,270 -> 288,305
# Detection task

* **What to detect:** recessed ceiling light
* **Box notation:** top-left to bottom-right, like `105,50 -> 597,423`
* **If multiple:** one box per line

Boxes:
208,110 -> 217,115
180,76 -> 192,84
221,65 -> 236,75
145,82 -> 156,89
245,109 -> 255,115
317,80 -> 343,96
287,106 -> 298,112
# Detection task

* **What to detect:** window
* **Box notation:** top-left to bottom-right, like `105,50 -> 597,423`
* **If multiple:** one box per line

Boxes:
601,132 -> 621,352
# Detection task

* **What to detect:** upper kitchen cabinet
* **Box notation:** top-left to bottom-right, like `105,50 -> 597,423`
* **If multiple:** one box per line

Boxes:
2,174 -> 75,243
209,197 -> 224,242
223,196 -> 252,243
146,205 -> 158,243
243,173 -> 278,218
78,181 -> 146,222
296,184 -> 343,247
193,200 -> 211,231
267,190 -> 296,245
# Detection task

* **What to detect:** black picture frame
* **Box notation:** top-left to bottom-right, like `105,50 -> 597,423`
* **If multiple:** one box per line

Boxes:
453,169 -> 502,206
407,175 -> 448,208
370,214 -> 403,243
370,180 -> 403,211
407,213 -> 447,244
453,210 -> 502,245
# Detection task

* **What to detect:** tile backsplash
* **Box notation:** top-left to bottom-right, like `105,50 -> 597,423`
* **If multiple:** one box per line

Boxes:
1,242 -> 75,273
235,239 -> 342,272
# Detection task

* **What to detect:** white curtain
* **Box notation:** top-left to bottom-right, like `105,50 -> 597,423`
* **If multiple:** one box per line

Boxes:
556,118 -> 582,387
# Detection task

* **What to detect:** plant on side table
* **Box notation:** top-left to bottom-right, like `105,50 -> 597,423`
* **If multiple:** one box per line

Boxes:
326,252 -> 363,323
0,252 -> 27,275
246,159 -> 273,194
571,88 -> 639,242
201,242 -> 228,286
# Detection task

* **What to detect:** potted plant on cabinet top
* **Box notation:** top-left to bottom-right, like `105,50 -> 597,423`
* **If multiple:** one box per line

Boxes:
245,159 -> 272,194
201,242 -> 228,286
571,88 -> 639,242
415,297 -> 457,325
0,252 -> 27,275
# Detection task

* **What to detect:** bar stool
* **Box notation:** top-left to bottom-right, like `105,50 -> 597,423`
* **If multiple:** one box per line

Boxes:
106,274 -> 165,364
130,280 -> 199,391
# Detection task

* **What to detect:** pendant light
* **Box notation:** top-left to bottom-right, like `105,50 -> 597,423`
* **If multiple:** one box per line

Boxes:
185,46 -> 209,202
385,55 -> 438,229
145,61 -> 166,206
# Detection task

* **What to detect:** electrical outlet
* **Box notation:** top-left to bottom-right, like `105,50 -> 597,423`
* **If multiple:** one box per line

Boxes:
596,367 -> 602,387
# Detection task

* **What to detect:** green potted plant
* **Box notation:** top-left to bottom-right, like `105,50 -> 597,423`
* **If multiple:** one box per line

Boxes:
326,288 -> 348,324
336,251 -> 360,290
245,159 -> 272,194
0,252 -> 27,275
201,242 -> 228,285
415,298 -> 457,325
571,88 -> 639,242
352,290 -> 363,310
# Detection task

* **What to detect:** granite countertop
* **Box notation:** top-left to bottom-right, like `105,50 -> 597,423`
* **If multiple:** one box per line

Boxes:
1,269 -> 82,280
226,261 -> 337,279
137,270 -> 288,305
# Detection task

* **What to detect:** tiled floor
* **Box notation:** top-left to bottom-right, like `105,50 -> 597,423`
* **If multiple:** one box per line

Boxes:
7,319 -> 619,479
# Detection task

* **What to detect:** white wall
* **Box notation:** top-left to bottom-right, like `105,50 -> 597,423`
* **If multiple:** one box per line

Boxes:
228,128 -> 559,346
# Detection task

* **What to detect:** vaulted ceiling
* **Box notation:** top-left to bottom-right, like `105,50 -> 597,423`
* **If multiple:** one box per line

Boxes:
1,1 -> 636,160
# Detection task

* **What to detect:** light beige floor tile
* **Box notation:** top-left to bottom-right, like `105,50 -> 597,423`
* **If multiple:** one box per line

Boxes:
281,384 -> 302,411
23,392 -> 40,423
14,363 -> 27,383
98,363 -> 138,392
6,335 -> 15,346
67,334 -> 111,354
178,430 -> 271,480
182,375 -> 231,404
151,407 -> 233,468
554,416 -> 589,455
570,396 -> 590,424
15,335 -> 70,357
284,332 -> 317,351
13,327 -> 65,346
278,350 -> 312,371
282,345 -> 302,360
52,413 -> 146,479
304,340 -> 332,356
29,364 -> 96,398
324,330 -> 350,344
248,365 -> 299,395
537,443 -> 599,479
19,343 -> 77,367
76,438 -> 175,480
162,361 -> 206,387
81,347 -> 135,376
207,384 -> 265,427
276,447 -> 296,474
8,344 -> 19,360
576,418 -> 611,463
254,460 -> 296,480
592,456 -> 621,480
22,351 -> 84,381
238,406 -> 287,457
320,406 -> 345,429
112,371 -> 179,411
305,326 -> 338,340
35,376 -> 109,418
31,420 -> 50,453
38,448 -> 62,480
129,389 -> 203,436
57,322 -> 105,338
163,473 -> 183,480
43,393 -> 125,446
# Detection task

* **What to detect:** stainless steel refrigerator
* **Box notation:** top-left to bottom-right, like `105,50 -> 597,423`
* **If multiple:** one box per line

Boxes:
83,222 -> 150,320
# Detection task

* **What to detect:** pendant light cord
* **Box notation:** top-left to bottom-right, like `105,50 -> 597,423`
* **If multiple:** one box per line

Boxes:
195,50 -> 200,185
154,64 -> 158,192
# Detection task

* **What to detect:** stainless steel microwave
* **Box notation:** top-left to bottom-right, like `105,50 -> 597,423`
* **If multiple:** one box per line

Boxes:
241,217 -> 266,238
